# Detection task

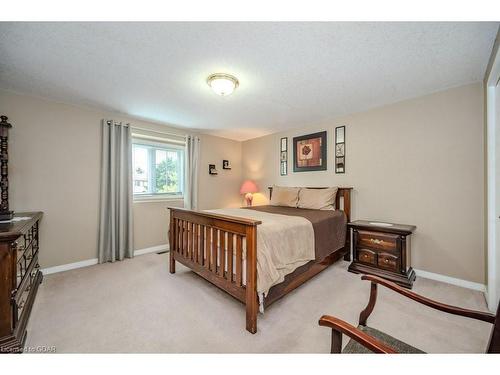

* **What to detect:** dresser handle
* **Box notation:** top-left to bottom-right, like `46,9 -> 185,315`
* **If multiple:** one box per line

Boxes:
370,239 -> 384,245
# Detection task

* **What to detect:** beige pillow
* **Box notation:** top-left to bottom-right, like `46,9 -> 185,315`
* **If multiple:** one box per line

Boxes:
270,186 -> 300,207
298,187 -> 338,210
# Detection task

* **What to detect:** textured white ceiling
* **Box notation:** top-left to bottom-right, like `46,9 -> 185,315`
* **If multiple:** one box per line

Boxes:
0,22 -> 498,140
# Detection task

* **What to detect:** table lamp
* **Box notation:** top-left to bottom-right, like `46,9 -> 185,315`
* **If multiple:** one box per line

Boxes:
240,180 -> 259,207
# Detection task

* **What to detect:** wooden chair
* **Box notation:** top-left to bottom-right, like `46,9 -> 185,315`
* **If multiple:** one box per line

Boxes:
319,275 -> 500,353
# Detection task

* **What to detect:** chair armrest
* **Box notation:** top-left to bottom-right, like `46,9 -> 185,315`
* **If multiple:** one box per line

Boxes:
319,315 -> 397,354
361,275 -> 496,324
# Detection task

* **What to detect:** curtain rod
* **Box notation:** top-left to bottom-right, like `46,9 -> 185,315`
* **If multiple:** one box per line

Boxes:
106,120 -> 193,139
129,125 -> 188,139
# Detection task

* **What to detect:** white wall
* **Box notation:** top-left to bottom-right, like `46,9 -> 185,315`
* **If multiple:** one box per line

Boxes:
495,82 -> 500,306
485,32 -> 500,310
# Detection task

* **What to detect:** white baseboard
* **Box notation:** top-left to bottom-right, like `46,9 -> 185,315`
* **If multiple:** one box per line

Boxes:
41,258 -> 99,275
41,244 -> 169,275
415,269 -> 486,292
41,249 -> 483,294
134,244 -> 169,256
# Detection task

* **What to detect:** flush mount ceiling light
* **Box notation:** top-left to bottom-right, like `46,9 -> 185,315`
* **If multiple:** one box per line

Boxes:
206,73 -> 239,96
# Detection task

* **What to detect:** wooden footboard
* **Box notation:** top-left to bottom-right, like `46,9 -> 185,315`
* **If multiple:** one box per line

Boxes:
169,208 -> 262,333
169,187 -> 352,334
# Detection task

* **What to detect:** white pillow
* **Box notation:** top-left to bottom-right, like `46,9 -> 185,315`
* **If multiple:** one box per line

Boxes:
270,186 -> 300,207
297,187 -> 338,210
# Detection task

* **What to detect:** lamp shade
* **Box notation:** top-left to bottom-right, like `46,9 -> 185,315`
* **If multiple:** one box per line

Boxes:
240,180 -> 258,194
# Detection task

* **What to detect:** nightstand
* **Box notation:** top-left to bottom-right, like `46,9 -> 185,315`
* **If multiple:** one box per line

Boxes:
347,220 -> 416,288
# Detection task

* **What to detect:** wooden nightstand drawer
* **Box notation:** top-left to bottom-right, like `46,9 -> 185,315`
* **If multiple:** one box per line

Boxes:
348,220 -> 416,289
358,248 -> 376,265
357,230 -> 398,252
377,252 -> 399,272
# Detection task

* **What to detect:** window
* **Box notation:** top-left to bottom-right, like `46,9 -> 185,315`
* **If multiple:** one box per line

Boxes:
132,138 -> 184,199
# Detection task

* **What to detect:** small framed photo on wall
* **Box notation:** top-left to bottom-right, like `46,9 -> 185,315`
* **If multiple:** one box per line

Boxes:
280,137 -> 288,176
293,131 -> 327,172
335,126 -> 345,174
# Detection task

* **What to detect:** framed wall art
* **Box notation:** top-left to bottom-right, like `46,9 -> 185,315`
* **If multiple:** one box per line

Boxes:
293,131 -> 327,172
222,159 -> 231,170
335,126 -> 345,173
280,137 -> 288,176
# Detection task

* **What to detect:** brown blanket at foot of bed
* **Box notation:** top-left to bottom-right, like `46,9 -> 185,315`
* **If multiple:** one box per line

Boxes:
246,205 -> 347,260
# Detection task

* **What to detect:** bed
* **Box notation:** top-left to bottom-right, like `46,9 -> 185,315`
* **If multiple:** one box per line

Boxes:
168,186 -> 353,333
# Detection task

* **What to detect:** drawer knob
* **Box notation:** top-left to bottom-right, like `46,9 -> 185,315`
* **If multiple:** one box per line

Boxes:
370,238 -> 384,245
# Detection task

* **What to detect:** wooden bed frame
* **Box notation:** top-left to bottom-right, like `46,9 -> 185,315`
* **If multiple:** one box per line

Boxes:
168,187 -> 353,333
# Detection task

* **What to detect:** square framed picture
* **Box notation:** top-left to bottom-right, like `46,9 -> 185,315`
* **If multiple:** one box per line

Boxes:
293,131 -> 327,172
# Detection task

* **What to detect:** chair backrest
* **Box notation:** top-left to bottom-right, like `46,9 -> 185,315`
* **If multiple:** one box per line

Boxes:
487,300 -> 500,353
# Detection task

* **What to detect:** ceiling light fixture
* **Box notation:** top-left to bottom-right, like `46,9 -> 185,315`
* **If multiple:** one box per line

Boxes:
206,73 -> 239,96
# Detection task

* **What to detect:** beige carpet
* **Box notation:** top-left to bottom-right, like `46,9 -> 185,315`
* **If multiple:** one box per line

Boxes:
26,253 -> 492,353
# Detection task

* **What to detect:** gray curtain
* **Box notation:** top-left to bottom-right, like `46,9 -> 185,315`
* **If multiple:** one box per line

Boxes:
184,135 -> 200,210
98,120 -> 134,263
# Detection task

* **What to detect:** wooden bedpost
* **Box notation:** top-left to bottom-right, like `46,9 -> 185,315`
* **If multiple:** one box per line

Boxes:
245,225 -> 258,334
340,188 -> 351,222
169,213 -> 176,274
340,188 -> 352,261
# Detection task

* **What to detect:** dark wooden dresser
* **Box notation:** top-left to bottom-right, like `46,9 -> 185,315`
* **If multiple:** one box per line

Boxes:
0,212 -> 43,353
347,220 -> 416,288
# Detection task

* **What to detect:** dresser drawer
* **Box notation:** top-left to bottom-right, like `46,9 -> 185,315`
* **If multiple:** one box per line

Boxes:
357,248 -> 377,265
348,220 -> 416,289
377,252 -> 399,272
357,230 -> 398,252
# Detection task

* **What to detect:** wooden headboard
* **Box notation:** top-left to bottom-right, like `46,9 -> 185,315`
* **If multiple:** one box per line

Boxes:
267,186 -> 353,222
